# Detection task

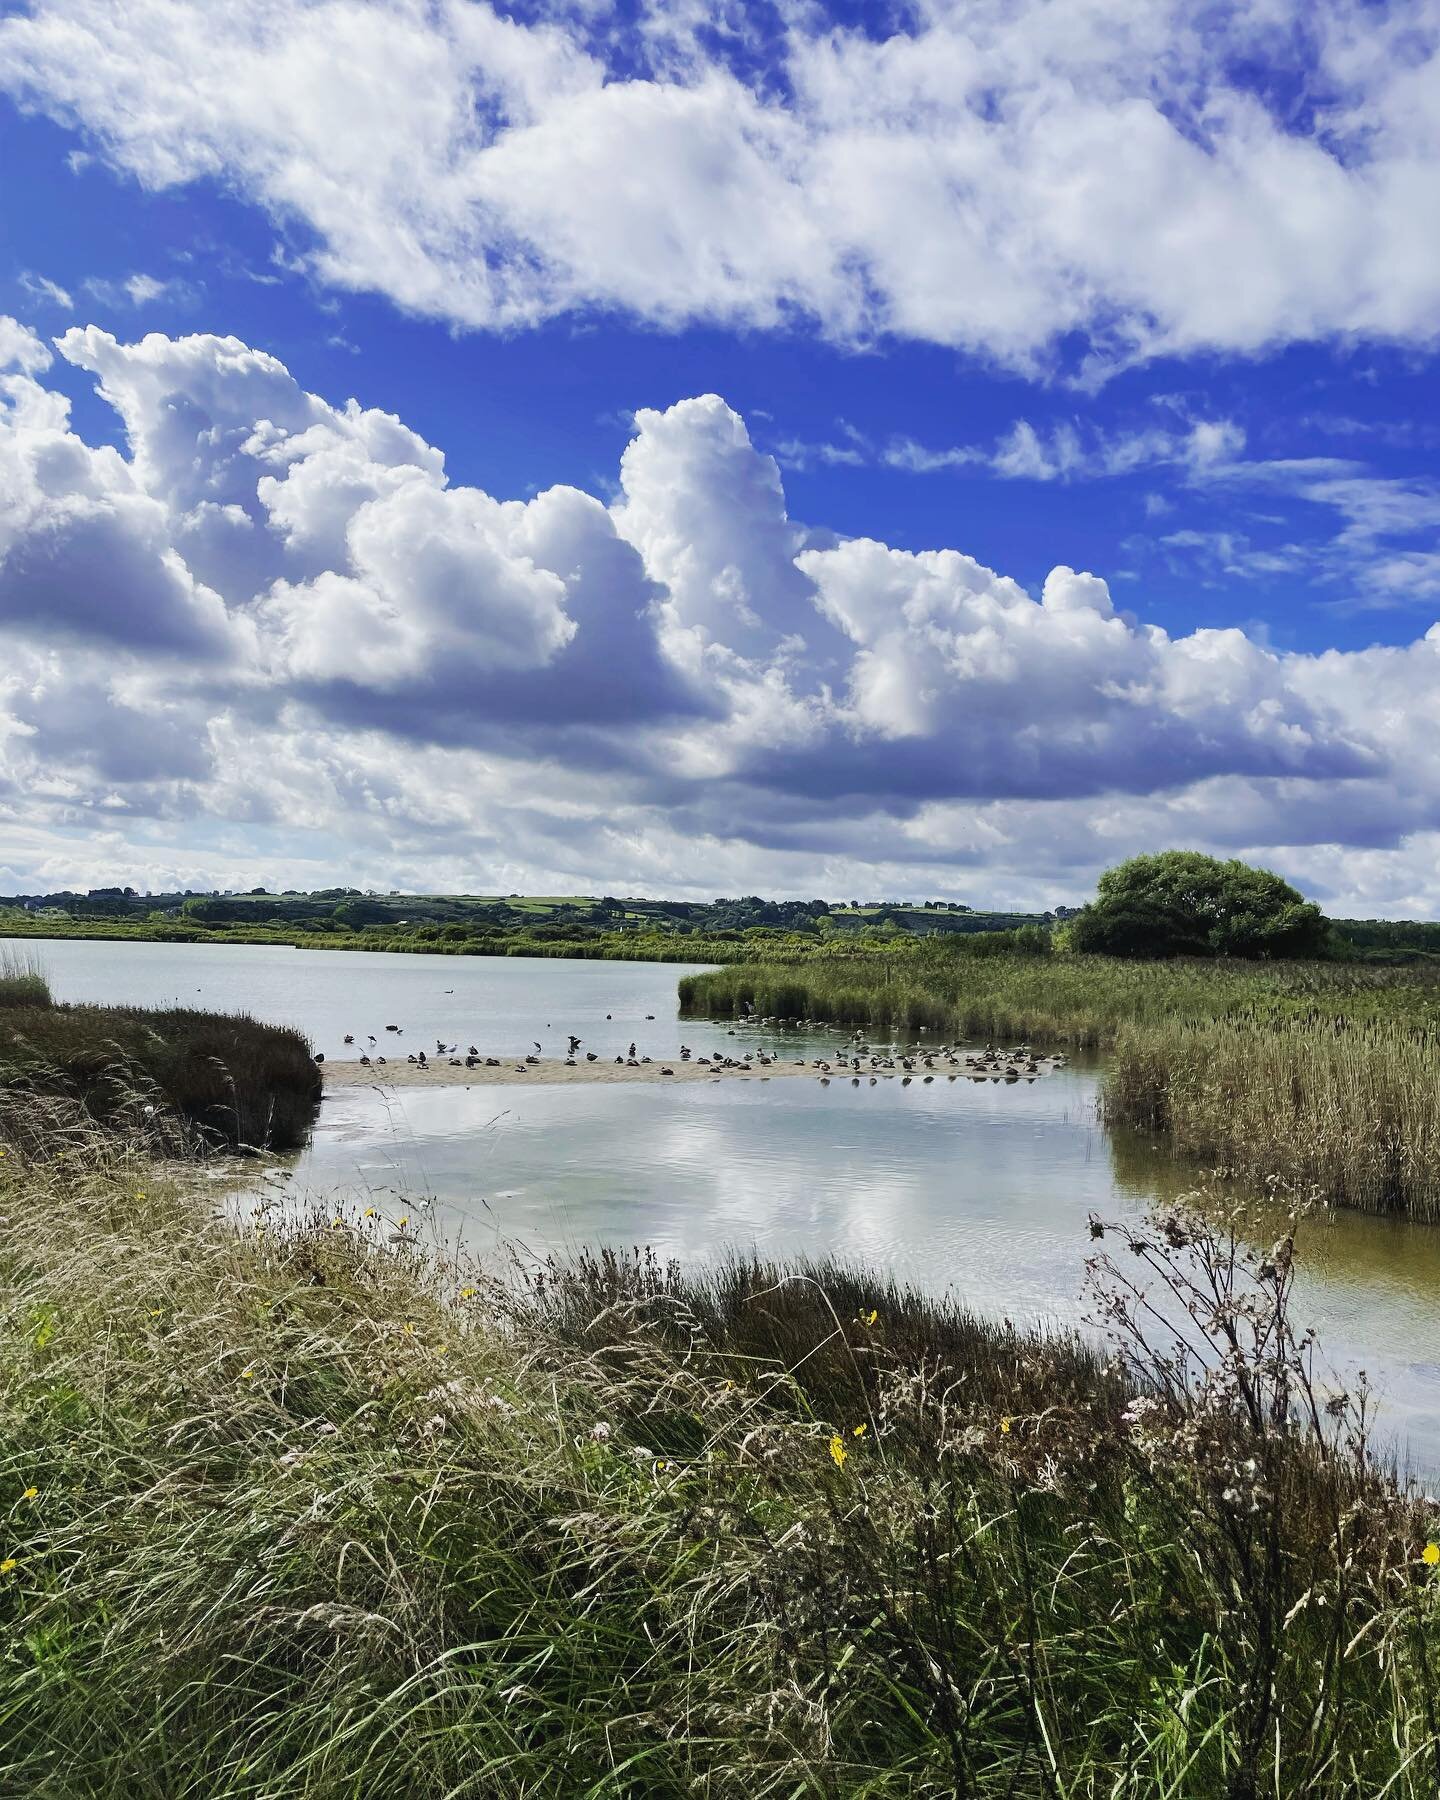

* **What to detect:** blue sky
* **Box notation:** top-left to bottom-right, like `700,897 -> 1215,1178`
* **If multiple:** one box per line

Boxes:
1,0 -> 1439,912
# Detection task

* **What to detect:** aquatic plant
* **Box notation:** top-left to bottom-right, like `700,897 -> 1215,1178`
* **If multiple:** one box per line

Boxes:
0,1116 -> 1436,1795
682,954 -> 1440,1216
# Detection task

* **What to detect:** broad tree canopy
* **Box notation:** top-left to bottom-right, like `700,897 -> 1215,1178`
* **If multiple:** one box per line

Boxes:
1069,851 -> 1329,959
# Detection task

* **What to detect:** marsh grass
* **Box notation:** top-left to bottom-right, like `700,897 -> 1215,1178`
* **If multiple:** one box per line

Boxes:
0,946 -> 51,1009
1105,1016 -> 1440,1218
683,956 -> 1440,1217
1,1120 -> 1437,1796
0,1001 -> 320,1151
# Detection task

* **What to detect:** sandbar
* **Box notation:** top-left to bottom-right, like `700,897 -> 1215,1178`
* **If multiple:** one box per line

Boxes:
322,1055 -> 809,1088
321,1054 -> 1058,1090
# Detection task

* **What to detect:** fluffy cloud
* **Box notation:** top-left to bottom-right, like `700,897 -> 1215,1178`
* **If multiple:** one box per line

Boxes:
2,320 -> 1440,911
4,2 -> 1440,366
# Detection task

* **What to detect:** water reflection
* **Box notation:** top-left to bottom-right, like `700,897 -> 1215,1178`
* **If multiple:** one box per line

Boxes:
9,936 -> 1439,1470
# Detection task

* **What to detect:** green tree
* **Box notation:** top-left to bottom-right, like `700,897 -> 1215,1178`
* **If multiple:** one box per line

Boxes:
1069,851 -> 1329,960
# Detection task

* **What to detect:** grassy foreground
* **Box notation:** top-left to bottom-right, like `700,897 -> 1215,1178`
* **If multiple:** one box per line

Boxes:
681,956 -> 1440,1218
0,954 -> 319,1151
1,1123 -> 1439,1796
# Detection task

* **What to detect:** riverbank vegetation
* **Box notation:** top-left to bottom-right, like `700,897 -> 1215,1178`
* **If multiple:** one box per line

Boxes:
0,954 -> 319,1151
2,1120 -> 1438,1796
682,953 -> 1440,1216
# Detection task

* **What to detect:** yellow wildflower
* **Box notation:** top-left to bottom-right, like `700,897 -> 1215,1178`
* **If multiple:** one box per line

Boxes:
852,1423 -> 867,1438
460,1287 -> 476,1300
402,1322 -> 415,1336
866,1309 -> 878,1326
1424,1542 -> 1440,1567
397,1215 -> 410,1229
0,1558 -> 15,1575
239,1368 -> 255,1382
999,1416 -> 1012,1436
148,1309 -> 162,1318
363,1207 -> 377,1219
829,1434 -> 848,1469
22,1487 -> 37,1501
135,1191 -> 146,1200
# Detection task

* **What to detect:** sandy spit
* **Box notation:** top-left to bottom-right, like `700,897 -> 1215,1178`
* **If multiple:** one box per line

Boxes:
322,1055 -> 812,1089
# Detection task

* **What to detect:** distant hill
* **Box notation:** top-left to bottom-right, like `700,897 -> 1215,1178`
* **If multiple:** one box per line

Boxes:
0,887 -> 1072,939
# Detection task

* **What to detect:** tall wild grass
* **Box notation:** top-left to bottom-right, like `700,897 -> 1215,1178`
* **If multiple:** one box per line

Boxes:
679,951 -> 1440,1044
0,1123 -> 1436,1795
0,999 -> 320,1150
1106,1016 -> 1440,1218
683,954 -> 1440,1217
0,945 -> 51,1008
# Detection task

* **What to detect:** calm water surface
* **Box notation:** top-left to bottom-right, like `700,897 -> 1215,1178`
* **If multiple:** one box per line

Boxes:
12,936 -> 1440,1468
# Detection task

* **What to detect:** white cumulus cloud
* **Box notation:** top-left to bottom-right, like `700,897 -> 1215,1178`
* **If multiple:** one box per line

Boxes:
0,320 -> 1438,912
3,1 -> 1440,366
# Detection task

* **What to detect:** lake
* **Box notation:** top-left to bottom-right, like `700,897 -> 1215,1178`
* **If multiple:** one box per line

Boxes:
10,934 -> 1440,1469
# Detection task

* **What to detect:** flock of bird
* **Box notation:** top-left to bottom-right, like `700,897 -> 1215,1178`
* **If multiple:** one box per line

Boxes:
318,1016 -> 1064,1089
801,1033 -> 1065,1087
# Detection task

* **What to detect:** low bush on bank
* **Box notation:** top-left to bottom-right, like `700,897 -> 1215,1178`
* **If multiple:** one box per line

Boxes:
0,1126 -> 1437,1796
0,1001 -> 320,1151
0,946 -> 51,1009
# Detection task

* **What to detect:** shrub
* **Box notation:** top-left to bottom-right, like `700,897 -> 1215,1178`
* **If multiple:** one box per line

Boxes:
1069,851 -> 1330,959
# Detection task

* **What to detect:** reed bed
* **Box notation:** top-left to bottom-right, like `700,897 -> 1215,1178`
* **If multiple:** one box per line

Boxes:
679,952 -> 1440,1044
1,1119 -> 1438,1796
1106,1016 -> 1440,1218
0,1000 -> 320,1150
683,956 -> 1440,1216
